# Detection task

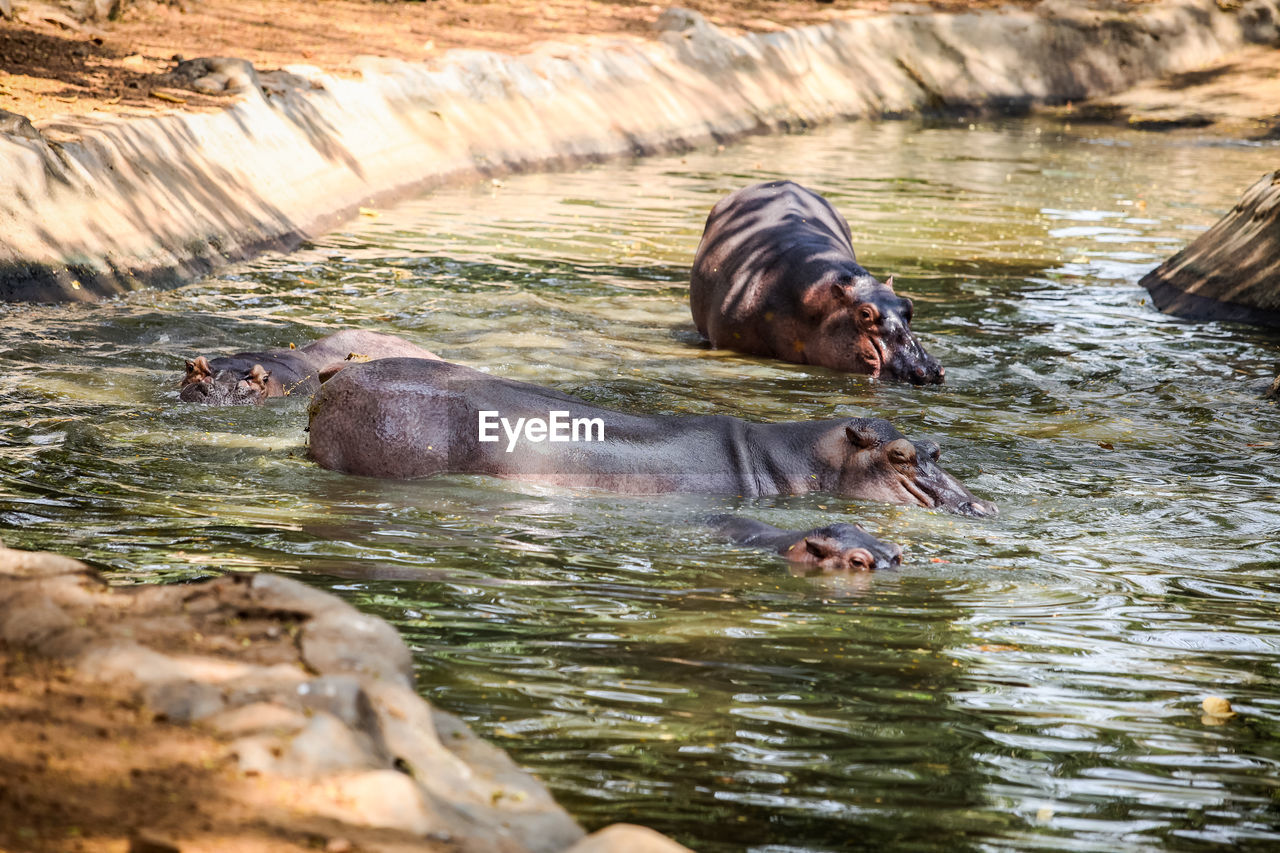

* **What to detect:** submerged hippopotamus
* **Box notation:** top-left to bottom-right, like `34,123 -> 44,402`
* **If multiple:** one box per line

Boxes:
307,358 -> 995,516
179,329 -> 440,405
710,515 -> 903,573
690,181 -> 943,384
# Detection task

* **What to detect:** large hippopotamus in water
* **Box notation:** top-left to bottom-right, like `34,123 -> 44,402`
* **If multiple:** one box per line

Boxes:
690,180 -> 943,384
179,329 -> 440,405
307,358 -> 995,516
710,515 -> 903,574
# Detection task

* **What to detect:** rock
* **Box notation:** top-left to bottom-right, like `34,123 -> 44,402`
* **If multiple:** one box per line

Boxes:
128,833 -> 181,853
0,108 -> 42,141
300,607 -> 414,687
655,7 -> 757,72
17,0 -> 119,26
142,679 -> 227,723
293,674 -> 380,730
327,770 -> 438,835
0,107 -> 74,187
0,544 -> 610,851
564,824 -> 696,853
1141,170 -> 1280,325
190,72 -> 231,95
169,57 -> 263,96
1241,0 -> 1280,43
272,711 -> 384,775
201,700 -> 309,737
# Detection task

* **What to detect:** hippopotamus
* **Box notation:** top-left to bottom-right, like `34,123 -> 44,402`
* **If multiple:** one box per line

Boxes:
710,515 -> 903,573
307,358 -> 995,516
179,329 -> 440,405
690,180 -> 943,384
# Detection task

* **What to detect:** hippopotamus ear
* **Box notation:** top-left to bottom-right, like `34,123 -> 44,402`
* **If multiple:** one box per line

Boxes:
828,273 -> 857,303
844,424 -> 880,449
245,364 -> 271,390
183,356 -> 213,385
883,275 -> 895,292
318,362 -> 350,383
804,537 -> 832,560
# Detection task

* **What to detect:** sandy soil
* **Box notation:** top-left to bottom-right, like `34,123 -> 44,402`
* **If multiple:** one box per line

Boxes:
0,645 -> 445,853
1056,42 -> 1280,135
0,0 -> 1145,123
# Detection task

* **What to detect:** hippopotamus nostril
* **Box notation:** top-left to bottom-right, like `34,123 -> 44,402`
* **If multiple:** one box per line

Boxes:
959,500 -> 998,518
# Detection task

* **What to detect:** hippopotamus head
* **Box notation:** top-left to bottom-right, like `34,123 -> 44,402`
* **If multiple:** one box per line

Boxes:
179,356 -> 273,405
814,274 -> 943,385
829,418 -> 996,517
783,523 -> 903,574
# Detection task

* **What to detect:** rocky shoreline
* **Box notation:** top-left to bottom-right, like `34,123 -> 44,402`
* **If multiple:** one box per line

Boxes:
1,0 -> 1277,302
0,543 -> 691,852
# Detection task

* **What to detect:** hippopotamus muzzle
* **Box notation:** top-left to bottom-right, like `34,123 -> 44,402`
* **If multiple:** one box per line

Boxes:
901,439 -> 997,517
840,425 -> 998,517
883,324 -> 945,386
860,286 -> 945,386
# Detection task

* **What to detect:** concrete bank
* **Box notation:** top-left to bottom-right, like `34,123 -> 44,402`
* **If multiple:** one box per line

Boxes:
1141,169 -> 1280,326
1,0 -> 1278,303
0,544 -> 691,852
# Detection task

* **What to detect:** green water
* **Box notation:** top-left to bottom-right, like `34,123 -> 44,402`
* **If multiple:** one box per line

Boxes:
2,118 -> 1279,851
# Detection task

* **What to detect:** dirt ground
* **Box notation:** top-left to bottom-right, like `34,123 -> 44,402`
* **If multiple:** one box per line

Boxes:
0,644 -> 448,853
0,0 -> 1151,123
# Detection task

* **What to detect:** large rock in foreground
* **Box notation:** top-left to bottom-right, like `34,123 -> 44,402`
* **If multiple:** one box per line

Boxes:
0,545 -> 689,852
1141,171 -> 1280,325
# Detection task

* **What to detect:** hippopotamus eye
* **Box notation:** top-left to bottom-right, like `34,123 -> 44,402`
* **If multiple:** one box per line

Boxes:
900,297 -> 914,323
858,305 -> 879,325
847,550 -> 872,571
887,439 -> 916,465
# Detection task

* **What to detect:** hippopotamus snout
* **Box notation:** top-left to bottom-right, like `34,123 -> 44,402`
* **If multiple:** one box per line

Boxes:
955,498 -> 998,518
838,423 -> 997,516
908,439 -> 997,516
878,297 -> 944,386
870,538 -> 905,571
887,339 -> 944,386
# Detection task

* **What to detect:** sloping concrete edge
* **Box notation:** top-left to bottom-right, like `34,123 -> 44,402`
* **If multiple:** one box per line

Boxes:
1,0 -> 1277,303
1141,169 -> 1280,325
